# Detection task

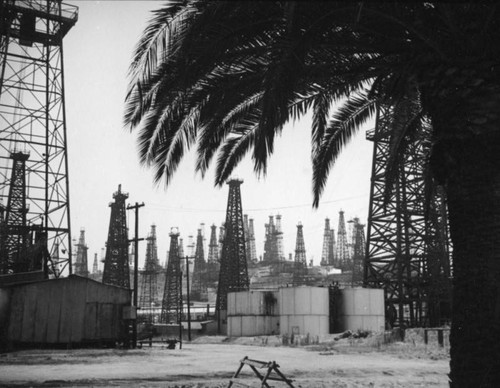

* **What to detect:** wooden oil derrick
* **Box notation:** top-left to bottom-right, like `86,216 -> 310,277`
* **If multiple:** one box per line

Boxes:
190,228 -> 207,301
0,1 -> 77,276
348,217 -> 365,285
336,210 -> 351,271
364,104 -> 451,327
206,224 -> 220,284
0,152 -> 31,274
320,218 -> 331,266
74,228 -> 89,277
293,222 -> 307,286
161,229 -> 182,324
102,185 -> 130,288
139,224 -> 161,323
216,179 -> 249,314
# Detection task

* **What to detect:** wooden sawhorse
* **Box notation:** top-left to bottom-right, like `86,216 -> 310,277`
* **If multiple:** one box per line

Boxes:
228,356 -> 295,387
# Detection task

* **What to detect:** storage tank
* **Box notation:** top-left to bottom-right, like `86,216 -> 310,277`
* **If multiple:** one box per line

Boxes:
227,290 -> 279,337
339,287 -> 385,332
279,287 -> 329,336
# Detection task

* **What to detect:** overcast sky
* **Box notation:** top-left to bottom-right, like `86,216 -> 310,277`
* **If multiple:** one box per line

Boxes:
63,1 -> 374,269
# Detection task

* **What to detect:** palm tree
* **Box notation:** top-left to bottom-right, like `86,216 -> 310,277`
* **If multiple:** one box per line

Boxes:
125,2 -> 500,386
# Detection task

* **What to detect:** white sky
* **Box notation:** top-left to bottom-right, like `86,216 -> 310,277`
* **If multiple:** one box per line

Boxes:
64,1 -> 374,269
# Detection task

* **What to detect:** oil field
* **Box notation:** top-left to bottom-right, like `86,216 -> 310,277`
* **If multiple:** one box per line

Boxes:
2,1 -> 500,388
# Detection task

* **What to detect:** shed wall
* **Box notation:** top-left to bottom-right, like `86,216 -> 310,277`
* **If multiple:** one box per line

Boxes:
5,276 -> 130,345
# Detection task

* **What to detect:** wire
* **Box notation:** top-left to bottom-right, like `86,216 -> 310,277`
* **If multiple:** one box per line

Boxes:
145,194 -> 368,213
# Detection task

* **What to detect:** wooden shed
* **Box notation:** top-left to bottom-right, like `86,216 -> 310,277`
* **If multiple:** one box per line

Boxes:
0,275 -> 131,348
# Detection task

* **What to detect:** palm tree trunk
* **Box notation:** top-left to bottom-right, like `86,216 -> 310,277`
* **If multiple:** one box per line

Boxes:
442,131 -> 500,387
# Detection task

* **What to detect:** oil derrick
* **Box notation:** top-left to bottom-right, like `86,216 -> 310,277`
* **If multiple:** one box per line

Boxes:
263,215 -> 280,262
336,210 -> 351,271
161,229 -> 182,324
206,224 -> 220,284
0,1 -> 77,276
364,104 -> 451,327
348,218 -> 365,285
293,222 -> 307,286
320,218 -> 332,266
0,152 -> 31,274
191,228 -> 207,300
92,253 -> 98,273
244,215 -> 257,266
275,214 -> 285,261
139,225 -> 161,323
102,185 -> 130,288
247,218 -> 257,264
216,179 -> 249,313
218,224 -> 225,258
329,229 -> 336,265
74,228 -> 89,277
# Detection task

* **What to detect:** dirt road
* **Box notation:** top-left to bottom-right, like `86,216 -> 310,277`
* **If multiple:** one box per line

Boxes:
0,339 -> 449,387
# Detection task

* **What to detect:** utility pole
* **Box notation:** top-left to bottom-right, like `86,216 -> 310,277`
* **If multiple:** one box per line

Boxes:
127,202 -> 145,348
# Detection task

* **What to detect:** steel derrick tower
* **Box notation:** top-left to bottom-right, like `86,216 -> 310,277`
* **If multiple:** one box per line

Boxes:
102,185 -> 130,288
190,228 -> 207,300
139,224 -> 161,323
364,104 -> 451,327
74,228 -> 88,277
0,0 -> 77,276
161,229 -> 182,324
216,179 -> 249,313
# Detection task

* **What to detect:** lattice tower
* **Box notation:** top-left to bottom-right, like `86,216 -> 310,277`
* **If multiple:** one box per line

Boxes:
328,228 -> 335,266
0,152 -> 30,274
191,228 -> 207,300
247,218 -> 257,264
74,228 -> 89,277
275,214 -> 285,261
92,253 -> 98,274
160,230 -> 182,324
139,224 -> 161,323
348,217 -> 365,285
336,210 -> 351,271
218,224 -> 225,259
320,218 -> 331,266
364,104 -> 451,327
216,179 -> 249,312
207,224 -> 219,284
263,215 -> 280,262
0,1 -> 78,276
102,185 -> 130,288
293,222 -> 307,286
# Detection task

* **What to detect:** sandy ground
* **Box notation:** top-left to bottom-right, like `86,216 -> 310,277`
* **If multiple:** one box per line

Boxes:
0,335 -> 450,387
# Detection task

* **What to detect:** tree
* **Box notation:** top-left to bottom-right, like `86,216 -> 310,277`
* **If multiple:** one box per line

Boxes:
125,2 -> 500,386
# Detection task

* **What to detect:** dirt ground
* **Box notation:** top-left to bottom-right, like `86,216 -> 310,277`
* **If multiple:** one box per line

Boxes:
0,334 -> 450,387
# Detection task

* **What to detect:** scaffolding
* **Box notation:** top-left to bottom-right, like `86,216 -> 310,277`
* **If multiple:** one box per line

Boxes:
0,0 -> 78,276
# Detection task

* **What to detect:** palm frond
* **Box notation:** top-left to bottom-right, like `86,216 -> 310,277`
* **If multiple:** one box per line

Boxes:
312,91 -> 376,207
